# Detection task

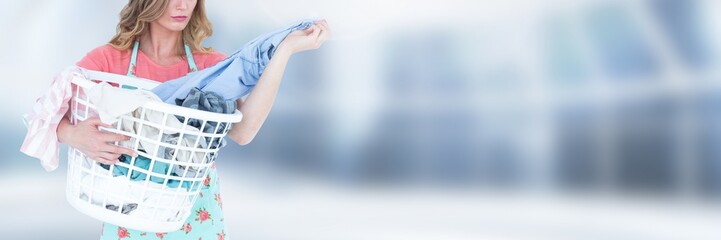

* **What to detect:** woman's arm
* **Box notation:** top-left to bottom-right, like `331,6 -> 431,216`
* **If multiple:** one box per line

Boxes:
226,48 -> 289,145
227,20 -> 330,145
59,45 -> 136,164
57,114 -> 136,164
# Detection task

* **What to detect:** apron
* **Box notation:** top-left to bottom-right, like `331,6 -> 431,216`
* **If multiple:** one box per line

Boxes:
100,41 -> 227,240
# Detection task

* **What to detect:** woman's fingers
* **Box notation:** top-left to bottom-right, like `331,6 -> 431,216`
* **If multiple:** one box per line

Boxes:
314,21 -> 330,47
88,142 -> 133,165
280,20 -> 330,53
315,19 -> 327,26
102,131 -> 131,142
304,25 -> 319,34
98,136 -> 135,155
309,25 -> 321,39
71,117 -> 133,165
100,151 -> 122,162
313,26 -> 330,48
94,144 -> 135,164
316,20 -> 329,33
317,25 -> 330,42
85,117 -> 114,129
92,154 -> 118,165
109,145 -> 137,157
83,117 -> 103,126
96,131 -> 136,159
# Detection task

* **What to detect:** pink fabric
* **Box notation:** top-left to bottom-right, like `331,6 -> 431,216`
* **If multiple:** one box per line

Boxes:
77,44 -> 227,81
21,67 -> 85,171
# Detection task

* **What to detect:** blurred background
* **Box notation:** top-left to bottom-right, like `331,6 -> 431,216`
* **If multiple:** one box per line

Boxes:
2,0 -> 721,239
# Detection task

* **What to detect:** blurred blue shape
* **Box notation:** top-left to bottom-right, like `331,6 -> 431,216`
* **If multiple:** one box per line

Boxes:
694,90 -> 721,196
383,30 -> 472,97
585,3 -> 660,79
613,96 -> 679,193
543,16 -> 590,85
651,0 -> 712,68
358,108 -> 425,184
552,102 -> 603,190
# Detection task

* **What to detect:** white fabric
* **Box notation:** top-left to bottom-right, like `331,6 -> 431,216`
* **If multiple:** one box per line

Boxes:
88,82 -> 206,167
87,82 -> 159,124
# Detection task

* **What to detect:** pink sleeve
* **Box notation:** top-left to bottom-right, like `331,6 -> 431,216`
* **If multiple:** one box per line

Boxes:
76,46 -> 109,71
20,67 -> 83,171
22,45 -> 111,171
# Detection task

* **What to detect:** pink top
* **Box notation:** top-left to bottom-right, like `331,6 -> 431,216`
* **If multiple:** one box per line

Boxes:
77,44 -> 227,82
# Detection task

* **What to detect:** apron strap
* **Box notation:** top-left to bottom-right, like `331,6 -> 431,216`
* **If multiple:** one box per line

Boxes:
185,44 -> 198,72
127,41 -> 140,77
126,40 -> 199,77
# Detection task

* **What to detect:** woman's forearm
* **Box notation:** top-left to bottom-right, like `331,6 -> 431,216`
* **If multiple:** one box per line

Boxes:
227,46 -> 293,145
57,114 -> 75,145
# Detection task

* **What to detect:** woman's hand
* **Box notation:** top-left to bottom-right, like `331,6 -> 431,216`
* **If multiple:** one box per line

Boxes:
278,19 -> 331,55
58,117 -> 136,165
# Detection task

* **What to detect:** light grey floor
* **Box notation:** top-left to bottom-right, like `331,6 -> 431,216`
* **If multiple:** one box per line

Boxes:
4,167 -> 721,240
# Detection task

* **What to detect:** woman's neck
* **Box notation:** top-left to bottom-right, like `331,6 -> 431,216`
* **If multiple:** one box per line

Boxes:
139,24 -> 184,65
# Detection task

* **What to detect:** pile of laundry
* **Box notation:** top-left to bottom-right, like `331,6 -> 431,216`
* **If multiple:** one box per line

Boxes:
90,83 -> 235,181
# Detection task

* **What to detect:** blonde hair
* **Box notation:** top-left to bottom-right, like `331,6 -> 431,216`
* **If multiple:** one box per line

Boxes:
109,0 -> 214,55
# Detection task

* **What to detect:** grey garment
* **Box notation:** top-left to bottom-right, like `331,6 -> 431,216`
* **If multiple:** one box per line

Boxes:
175,87 -> 236,150
162,132 -> 209,177
106,203 -> 138,214
169,88 -> 236,175
79,193 -> 138,215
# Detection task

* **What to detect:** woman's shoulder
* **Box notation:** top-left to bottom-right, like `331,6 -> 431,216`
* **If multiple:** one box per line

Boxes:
82,44 -> 128,60
76,44 -> 129,72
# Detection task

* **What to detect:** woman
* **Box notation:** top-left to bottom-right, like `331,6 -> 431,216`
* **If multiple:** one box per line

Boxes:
56,0 -> 330,238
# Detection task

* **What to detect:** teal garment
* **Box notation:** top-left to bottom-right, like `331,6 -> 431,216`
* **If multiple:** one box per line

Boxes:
99,155 -> 199,191
99,166 -> 226,240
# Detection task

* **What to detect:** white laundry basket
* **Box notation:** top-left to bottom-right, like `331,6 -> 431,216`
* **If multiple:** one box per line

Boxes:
65,70 -> 242,232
